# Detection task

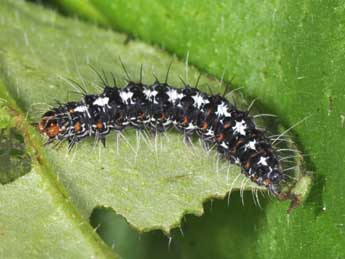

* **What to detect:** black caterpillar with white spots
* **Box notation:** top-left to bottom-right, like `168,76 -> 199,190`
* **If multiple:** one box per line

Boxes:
38,71 -> 299,208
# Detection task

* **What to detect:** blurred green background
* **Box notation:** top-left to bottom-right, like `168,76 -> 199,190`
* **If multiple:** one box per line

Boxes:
3,0 -> 345,258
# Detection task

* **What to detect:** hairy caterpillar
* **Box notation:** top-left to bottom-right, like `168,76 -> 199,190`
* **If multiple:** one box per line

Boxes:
38,66 -> 302,210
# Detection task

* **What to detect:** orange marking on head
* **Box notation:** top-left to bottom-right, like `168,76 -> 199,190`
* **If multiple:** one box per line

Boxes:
74,121 -> 81,132
202,121 -> 208,130
46,123 -> 60,138
69,108 -> 75,113
38,115 -> 60,138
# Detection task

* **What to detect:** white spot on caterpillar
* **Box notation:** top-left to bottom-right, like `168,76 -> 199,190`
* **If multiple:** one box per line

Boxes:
167,89 -> 178,102
149,90 -> 159,104
143,89 -> 151,98
186,122 -> 197,130
220,142 -> 228,149
192,94 -> 208,108
93,97 -> 109,106
150,90 -> 158,97
258,156 -> 269,166
232,120 -> 247,136
74,105 -> 88,113
163,120 -> 172,126
234,157 -> 240,165
216,102 -> 231,117
205,129 -> 214,136
120,90 -> 133,103
167,89 -> 184,102
244,140 -> 256,151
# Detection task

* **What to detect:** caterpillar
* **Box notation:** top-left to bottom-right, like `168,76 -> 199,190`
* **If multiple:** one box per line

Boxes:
38,67 -> 301,210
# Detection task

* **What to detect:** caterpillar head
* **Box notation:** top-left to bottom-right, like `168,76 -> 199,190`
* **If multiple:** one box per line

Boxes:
266,169 -> 285,195
38,111 -> 61,138
39,110 -> 71,139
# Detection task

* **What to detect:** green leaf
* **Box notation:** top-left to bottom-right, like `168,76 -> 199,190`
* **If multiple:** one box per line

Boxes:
50,0 -> 345,258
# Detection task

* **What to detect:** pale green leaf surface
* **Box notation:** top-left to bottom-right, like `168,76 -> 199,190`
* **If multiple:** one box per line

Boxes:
0,166 -> 114,258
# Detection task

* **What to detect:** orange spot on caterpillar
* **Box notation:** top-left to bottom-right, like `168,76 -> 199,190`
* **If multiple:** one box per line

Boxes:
139,111 -> 145,119
245,160 -> 251,169
216,133 -> 225,142
232,139 -> 245,151
182,116 -> 189,125
74,121 -> 81,132
223,122 -> 231,129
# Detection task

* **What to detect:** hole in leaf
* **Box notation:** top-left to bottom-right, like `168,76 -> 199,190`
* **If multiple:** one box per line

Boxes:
90,206 -> 179,259
90,193 -> 268,259
0,128 -> 32,184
